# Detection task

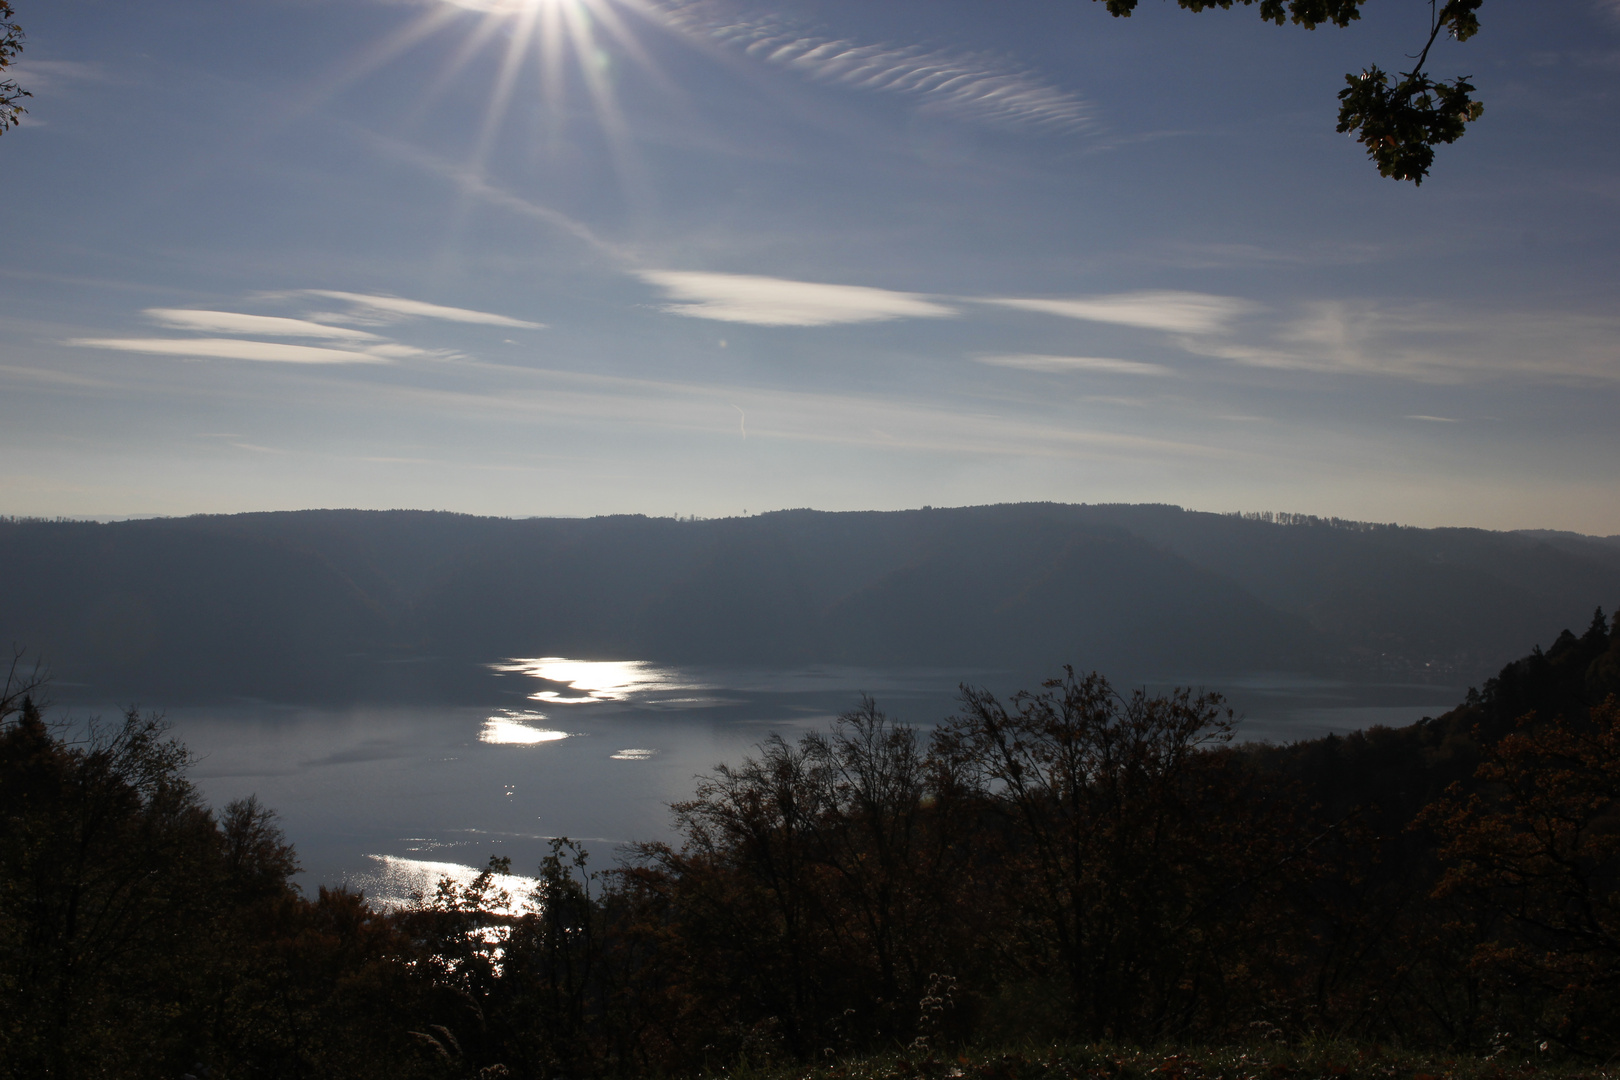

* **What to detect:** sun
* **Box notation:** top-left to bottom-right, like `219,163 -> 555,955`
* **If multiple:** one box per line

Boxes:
323,0 -> 667,191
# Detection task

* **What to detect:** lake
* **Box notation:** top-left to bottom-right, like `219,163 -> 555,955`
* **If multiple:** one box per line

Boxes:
152,658 -> 1463,901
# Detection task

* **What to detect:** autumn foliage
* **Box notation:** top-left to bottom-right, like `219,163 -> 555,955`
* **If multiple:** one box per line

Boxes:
1425,697 -> 1620,1052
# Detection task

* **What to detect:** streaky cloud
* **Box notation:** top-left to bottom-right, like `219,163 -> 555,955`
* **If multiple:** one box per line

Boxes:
640,270 -> 957,326
1179,302 -> 1620,384
302,290 -> 546,329
0,363 -> 121,389
68,337 -> 398,365
3,59 -> 109,89
145,309 -> 385,341
983,291 -> 1255,335
976,354 -> 1171,377
657,0 -> 1094,135
360,343 -> 444,360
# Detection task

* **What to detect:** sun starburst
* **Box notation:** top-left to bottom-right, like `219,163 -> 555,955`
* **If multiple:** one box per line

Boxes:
434,0 -> 667,163
297,0 -> 669,214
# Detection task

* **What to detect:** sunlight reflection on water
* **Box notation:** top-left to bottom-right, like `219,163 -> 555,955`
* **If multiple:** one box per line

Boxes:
491,657 -> 703,704
163,659 -> 1457,895
479,710 -> 570,744
351,854 -> 540,914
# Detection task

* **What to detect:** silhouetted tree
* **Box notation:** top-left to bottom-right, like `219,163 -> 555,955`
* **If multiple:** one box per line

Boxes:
1424,695 -> 1620,1055
630,700 -> 990,1063
0,693 -> 444,1079
1095,0 -> 1484,184
939,669 -> 1302,1042
0,703 -> 220,1077
0,2 -> 27,134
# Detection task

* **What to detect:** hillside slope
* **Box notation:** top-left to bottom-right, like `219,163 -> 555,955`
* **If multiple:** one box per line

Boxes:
3,504 -> 1617,704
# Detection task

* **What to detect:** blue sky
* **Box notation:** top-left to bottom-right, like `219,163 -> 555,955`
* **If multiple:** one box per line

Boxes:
5,0 -> 1619,531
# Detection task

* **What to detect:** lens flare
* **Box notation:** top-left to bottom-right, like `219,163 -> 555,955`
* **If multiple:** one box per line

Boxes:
414,0 -> 662,201
282,0 -> 664,233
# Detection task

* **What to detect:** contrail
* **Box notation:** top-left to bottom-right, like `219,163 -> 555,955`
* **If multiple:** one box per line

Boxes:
354,126 -> 640,266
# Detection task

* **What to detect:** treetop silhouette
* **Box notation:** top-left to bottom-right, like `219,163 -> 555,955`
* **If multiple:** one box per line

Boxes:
1097,0 -> 1485,184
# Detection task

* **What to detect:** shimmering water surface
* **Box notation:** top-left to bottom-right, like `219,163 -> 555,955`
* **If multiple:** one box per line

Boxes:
160,660 -> 1462,897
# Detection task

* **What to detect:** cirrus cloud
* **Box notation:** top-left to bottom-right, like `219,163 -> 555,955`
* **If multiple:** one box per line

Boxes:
68,337 -> 399,365
640,270 -> 957,326
657,1 -> 1094,135
975,353 -> 1172,377
299,290 -> 545,329
1179,302 -> 1620,384
982,291 -> 1257,335
145,309 -> 386,340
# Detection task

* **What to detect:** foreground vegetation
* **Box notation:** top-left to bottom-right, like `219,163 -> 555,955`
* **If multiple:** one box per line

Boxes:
2,609 -> 1618,1080
673,1042 -> 1619,1080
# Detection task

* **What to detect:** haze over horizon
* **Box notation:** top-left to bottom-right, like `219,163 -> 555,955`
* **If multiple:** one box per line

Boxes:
6,0 -> 1619,532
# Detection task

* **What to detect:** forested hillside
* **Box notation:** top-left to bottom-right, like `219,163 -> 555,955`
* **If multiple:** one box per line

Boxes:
3,505 -> 1617,704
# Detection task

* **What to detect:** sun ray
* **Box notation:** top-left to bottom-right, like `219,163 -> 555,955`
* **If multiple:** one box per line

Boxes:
582,0 -> 680,99
327,5 -> 464,95
239,5 -> 463,153
539,0 -> 570,149
558,0 -> 653,213
471,1 -> 545,173
419,12 -> 513,109
367,0 -> 689,249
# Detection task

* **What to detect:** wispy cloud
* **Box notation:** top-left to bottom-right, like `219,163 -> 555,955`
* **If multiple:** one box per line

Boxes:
300,291 -> 545,328
1406,415 -> 1461,422
70,290 -> 494,368
982,291 -> 1256,335
4,60 -> 109,89
640,270 -> 957,326
975,354 -> 1171,377
1178,302 -> 1620,384
145,309 -> 385,340
0,364 -> 121,389
67,338 -> 398,365
657,1 -> 1094,134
